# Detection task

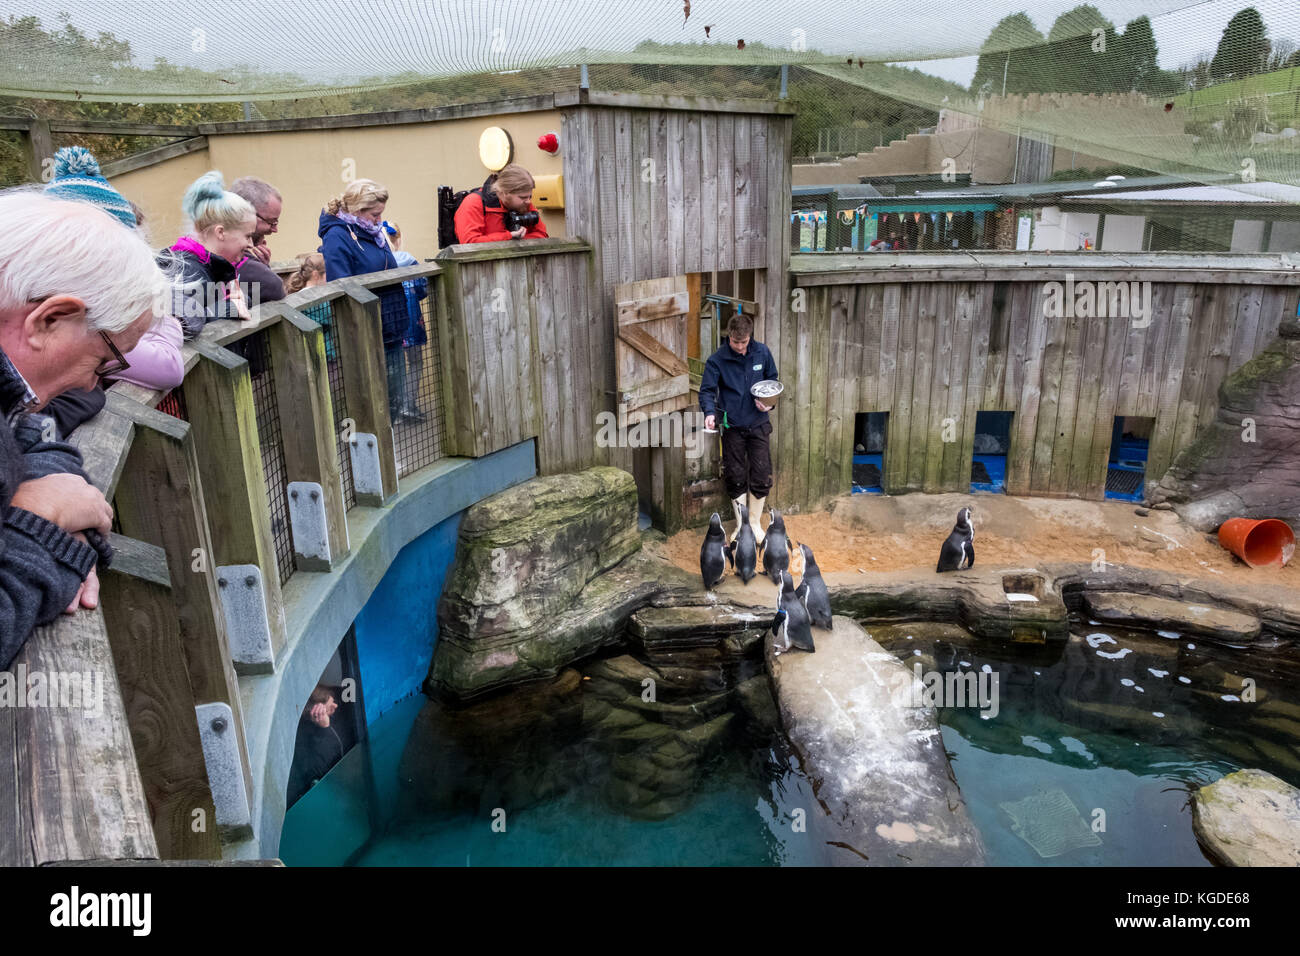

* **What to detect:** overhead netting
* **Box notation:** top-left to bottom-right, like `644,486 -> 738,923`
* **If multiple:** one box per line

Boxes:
2,0 -> 1298,194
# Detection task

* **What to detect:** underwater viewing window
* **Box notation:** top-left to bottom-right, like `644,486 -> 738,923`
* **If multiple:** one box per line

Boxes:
1106,416 -> 1152,502
287,627 -> 366,809
972,411 -> 1012,494
852,411 -> 887,494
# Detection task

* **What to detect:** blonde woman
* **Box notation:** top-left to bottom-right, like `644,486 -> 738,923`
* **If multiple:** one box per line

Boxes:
163,171 -> 257,335
453,163 -> 549,243
317,178 -> 409,420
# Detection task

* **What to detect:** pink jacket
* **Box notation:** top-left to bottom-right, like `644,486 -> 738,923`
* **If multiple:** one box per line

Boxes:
109,315 -> 185,390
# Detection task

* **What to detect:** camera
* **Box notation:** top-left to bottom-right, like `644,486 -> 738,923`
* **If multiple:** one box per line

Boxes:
504,209 -> 540,232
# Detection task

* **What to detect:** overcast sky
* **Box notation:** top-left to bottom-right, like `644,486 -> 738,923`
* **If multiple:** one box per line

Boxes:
7,0 -> 1298,92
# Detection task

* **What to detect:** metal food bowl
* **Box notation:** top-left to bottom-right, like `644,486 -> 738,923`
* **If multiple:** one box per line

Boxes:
751,380 -> 784,407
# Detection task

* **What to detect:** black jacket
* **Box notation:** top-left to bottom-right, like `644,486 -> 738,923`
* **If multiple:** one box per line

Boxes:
699,338 -> 779,431
160,247 -> 241,338
0,348 -> 101,669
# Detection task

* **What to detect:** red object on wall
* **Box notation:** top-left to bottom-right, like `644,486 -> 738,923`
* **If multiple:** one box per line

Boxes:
537,132 -> 559,153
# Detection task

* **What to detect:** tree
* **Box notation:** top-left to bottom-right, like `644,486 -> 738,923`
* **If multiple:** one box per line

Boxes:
1114,16 -> 1158,91
971,13 -> 1049,97
1210,7 -> 1270,81
1044,5 -> 1118,93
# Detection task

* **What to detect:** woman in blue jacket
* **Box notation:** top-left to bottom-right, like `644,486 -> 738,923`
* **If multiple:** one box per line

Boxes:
318,178 -> 410,422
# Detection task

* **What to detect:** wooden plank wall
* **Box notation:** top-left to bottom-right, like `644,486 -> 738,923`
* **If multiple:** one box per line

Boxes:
776,274 -> 1299,512
562,104 -> 791,476
440,244 -> 598,474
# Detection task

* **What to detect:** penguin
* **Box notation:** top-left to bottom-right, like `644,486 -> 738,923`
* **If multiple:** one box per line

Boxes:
733,504 -> 758,583
797,543 -> 834,629
762,509 -> 790,584
700,512 -> 730,591
936,506 -> 975,573
771,570 -> 815,653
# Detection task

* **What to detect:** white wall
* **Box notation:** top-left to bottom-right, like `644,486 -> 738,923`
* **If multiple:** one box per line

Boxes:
1231,219 -> 1265,252
1267,220 -> 1300,252
1101,214 -> 1144,252
1031,207 -> 1100,251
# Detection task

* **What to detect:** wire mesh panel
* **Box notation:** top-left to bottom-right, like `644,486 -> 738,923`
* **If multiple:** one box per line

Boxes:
154,382 -> 189,421
235,329 -> 294,587
302,300 -> 356,510
375,279 -> 446,477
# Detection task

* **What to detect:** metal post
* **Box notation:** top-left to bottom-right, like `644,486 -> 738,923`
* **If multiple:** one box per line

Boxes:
780,64 -> 788,99
580,64 -> 589,90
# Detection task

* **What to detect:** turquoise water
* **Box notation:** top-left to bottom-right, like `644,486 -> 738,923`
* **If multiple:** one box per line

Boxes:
281,653 -> 828,866
282,619 -> 1300,867
875,619 -> 1300,866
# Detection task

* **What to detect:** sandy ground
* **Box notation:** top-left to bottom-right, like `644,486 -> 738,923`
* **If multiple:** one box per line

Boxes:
660,492 -> 1299,591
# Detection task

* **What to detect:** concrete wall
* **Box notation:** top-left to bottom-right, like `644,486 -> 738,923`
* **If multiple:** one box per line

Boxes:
110,109 -> 568,262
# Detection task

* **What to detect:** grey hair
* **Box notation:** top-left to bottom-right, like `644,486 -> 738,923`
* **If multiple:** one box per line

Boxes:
0,187 -> 174,333
230,176 -> 281,211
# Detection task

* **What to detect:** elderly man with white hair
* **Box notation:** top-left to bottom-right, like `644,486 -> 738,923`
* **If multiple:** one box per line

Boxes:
0,188 -> 170,668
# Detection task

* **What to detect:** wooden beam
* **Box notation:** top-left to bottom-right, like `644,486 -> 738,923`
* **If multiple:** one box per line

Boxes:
267,304 -> 349,568
20,118 -> 52,184
49,120 -> 200,137
111,401 -> 255,836
618,291 -> 690,325
102,137 -> 208,178
332,283 -> 399,503
183,339 -> 287,667
0,610 -> 158,866
560,90 -> 795,115
99,534 -> 221,861
617,325 -> 689,376
196,91 -> 563,135
620,373 -> 689,408
435,237 -> 591,263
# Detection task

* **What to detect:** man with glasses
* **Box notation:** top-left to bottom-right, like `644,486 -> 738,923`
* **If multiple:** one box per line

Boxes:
231,177 -> 286,304
0,189 -> 168,667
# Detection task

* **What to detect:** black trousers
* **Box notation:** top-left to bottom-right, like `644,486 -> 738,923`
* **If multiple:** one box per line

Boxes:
721,420 -> 773,499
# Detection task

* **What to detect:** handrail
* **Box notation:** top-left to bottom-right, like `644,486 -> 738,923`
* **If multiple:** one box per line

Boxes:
790,250 -> 1300,285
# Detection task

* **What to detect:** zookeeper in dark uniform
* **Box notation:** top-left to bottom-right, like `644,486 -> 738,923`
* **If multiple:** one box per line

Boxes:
700,312 -> 778,545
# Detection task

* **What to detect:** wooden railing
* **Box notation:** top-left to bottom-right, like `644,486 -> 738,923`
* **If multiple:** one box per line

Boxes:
1,238 -> 602,864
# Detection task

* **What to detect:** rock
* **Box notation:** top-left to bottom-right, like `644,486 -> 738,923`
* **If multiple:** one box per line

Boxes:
1192,769 -> 1300,867
1148,330 -> 1300,532
733,673 -> 781,734
628,604 -> 772,654
1083,591 -> 1261,642
429,494 -> 700,698
766,616 -> 986,866
1134,507 -> 1150,517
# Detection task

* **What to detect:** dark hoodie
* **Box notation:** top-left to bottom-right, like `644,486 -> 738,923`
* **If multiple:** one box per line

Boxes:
317,210 -> 407,349
0,347 -> 102,668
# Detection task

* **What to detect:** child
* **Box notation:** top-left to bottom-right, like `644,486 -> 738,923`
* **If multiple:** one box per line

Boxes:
382,221 -> 429,422
286,253 -> 338,362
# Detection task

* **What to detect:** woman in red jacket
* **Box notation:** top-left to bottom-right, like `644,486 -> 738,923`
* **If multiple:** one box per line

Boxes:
454,163 -> 549,243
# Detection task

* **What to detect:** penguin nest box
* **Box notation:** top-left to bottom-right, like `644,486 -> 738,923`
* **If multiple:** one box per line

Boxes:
751,380 -> 784,407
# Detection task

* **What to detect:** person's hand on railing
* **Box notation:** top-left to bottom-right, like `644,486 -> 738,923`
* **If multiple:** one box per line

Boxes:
228,281 -> 252,321
509,227 -> 526,240
63,532 -> 100,614
10,473 -> 113,535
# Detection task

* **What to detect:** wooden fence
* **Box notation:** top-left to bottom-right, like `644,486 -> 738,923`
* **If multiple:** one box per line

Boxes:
777,252 -> 1300,510
0,257 -> 457,864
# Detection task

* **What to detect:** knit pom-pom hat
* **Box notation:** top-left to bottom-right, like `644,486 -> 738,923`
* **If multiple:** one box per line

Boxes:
43,146 -> 137,228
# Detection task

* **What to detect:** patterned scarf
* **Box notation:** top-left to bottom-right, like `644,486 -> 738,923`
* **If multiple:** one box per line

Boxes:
337,212 -> 389,247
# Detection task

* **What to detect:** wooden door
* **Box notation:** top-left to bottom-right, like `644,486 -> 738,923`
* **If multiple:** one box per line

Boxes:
615,275 -> 691,428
